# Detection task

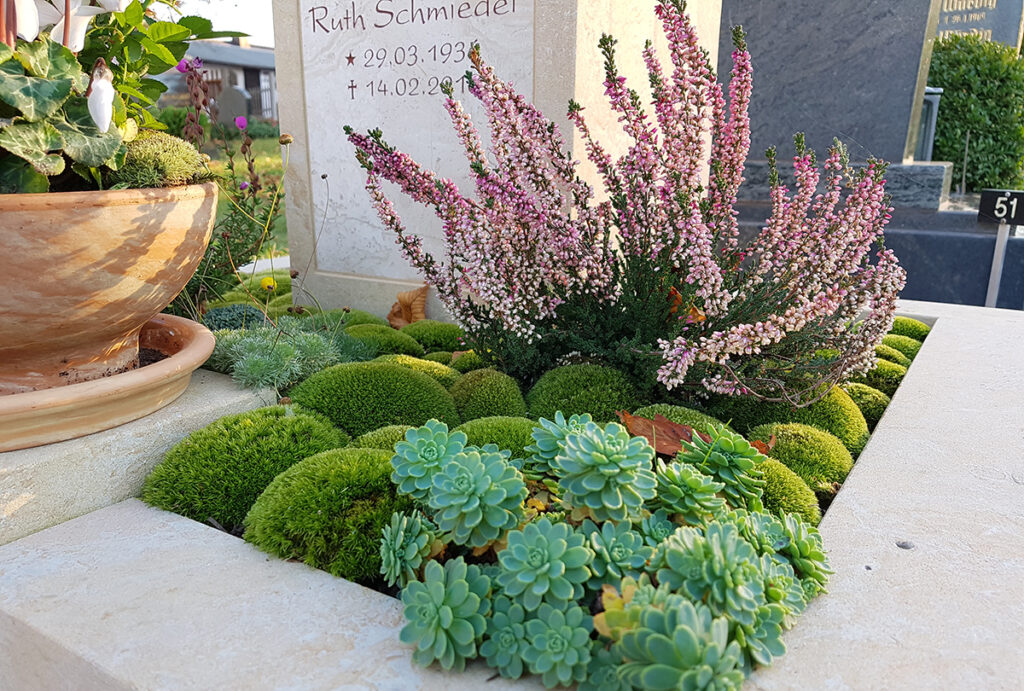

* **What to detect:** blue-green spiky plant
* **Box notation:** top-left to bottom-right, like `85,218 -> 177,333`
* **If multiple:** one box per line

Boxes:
653,459 -> 727,525
391,420 -> 467,502
678,425 -> 766,510
496,517 -> 593,610
521,603 -> 593,688
380,510 -> 436,588
399,557 -> 490,671
582,519 -> 653,589
480,595 -> 529,679
429,448 -> 527,547
615,596 -> 745,691
524,411 -> 594,475
554,422 -> 657,522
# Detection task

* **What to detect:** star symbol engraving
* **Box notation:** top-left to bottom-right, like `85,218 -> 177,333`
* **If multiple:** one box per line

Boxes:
346,53 -> 356,66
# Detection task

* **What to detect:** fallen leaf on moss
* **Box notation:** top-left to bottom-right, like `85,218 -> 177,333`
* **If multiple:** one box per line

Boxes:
616,410 -> 711,457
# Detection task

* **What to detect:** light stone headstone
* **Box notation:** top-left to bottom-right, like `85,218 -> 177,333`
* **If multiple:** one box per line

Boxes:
937,0 -> 1024,48
273,0 -> 722,317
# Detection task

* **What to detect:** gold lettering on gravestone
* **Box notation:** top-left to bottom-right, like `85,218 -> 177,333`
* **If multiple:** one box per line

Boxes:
938,0 -> 1002,40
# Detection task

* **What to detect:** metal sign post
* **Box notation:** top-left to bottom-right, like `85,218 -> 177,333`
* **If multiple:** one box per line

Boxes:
979,189 -> 1023,308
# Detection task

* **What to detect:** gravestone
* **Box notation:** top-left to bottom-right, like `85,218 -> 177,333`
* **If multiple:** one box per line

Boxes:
719,0 -> 950,208
937,0 -> 1024,48
272,0 -> 722,316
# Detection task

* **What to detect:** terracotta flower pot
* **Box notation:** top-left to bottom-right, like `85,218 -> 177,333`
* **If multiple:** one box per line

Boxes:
0,182 -> 218,395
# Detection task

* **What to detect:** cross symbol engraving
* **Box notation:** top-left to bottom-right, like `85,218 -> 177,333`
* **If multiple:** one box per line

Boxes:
348,80 -> 357,99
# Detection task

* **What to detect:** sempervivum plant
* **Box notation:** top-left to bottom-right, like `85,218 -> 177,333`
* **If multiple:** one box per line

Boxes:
428,447 -> 526,547
392,420 -> 467,502
757,554 -> 806,618
678,426 -> 766,509
579,643 -> 629,691
653,459 -> 727,525
653,522 -> 764,627
732,597 -> 788,670
379,510 -> 436,588
480,595 -> 529,679
615,597 -> 746,691
724,509 -> 831,597
554,421 -> 657,522
521,603 -> 593,689
582,519 -> 653,589
496,517 -> 592,610
399,557 -> 490,671
637,508 -> 676,548
524,411 -> 593,475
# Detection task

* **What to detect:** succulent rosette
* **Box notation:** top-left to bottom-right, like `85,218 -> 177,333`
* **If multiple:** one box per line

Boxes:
399,557 -> 490,671
636,508 -> 676,548
480,595 -> 529,679
678,425 -> 766,509
496,517 -> 593,609
554,421 -> 657,521
392,420 -> 467,502
579,643 -> 630,691
653,459 -> 727,525
757,554 -> 806,618
379,510 -> 436,588
521,603 -> 593,688
582,519 -> 653,589
524,411 -> 594,475
776,512 -> 832,596
428,447 -> 526,547
732,597 -> 788,669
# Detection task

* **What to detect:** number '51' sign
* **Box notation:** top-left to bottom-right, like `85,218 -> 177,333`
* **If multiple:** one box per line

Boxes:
979,189 -> 1024,225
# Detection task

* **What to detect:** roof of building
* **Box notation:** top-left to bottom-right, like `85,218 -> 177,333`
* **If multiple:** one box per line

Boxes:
188,41 -> 275,71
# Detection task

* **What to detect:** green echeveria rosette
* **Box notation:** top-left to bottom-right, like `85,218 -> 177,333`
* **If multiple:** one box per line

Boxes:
380,510 -> 436,588
480,595 -> 529,679
777,512 -> 832,596
636,509 -> 677,548
757,554 -> 806,618
654,522 -> 764,627
521,603 -> 593,689
582,519 -> 653,590
524,411 -> 594,475
615,597 -> 746,691
678,425 -> 767,510
653,459 -> 727,525
554,422 -> 657,522
428,448 -> 526,548
497,517 -> 593,610
732,598 -> 788,670
399,557 -> 491,671
722,509 -> 790,557
391,420 -> 467,502
579,643 -> 630,691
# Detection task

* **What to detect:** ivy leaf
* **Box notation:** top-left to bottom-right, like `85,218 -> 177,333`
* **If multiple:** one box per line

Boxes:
52,97 -> 123,167
0,154 -> 50,192
0,120 -> 65,175
0,66 -> 73,122
146,22 -> 192,44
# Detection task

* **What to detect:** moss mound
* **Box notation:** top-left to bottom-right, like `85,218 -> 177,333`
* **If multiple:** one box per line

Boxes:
850,359 -> 907,397
760,458 -> 821,526
881,334 -> 922,361
243,448 -> 411,583
748,423 -> 854,500
141,406 -> 346,531
841,382 -> 890,430
372,354 -> 461,388
706,387 -> 869,456
422,351 -> 454,364
289,362 -> 459,437
449,368 -> 527,421
451,350 -> 487,373
400,319 -> 465,352
455,416 -> 537,459
527,364 -> 639,423
875,344 -> 911,367
351,424 -> 413,450
345,324 -> 425,357
890,316 -> 930,341
109,130 -> 205,188
631,404 -> 730,436
340,309 -> 389,328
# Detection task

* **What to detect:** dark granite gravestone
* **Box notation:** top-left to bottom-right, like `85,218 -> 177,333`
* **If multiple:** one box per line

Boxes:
718,0 -> 947,207
937,0 -> 1024,48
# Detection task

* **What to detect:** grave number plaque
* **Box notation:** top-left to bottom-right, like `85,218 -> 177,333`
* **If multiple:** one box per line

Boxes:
978,188 -> 1024,225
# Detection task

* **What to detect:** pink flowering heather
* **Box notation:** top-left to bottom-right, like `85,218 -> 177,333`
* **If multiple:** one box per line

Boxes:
349,0 -> 905,403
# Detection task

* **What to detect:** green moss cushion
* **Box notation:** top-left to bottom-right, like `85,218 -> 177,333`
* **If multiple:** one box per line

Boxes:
345,324 -> 425,357
748,423 -> 854,499
527,364 -> 639,423
449,368 -> 527,421
849,359 -> 907,398
451,350 -> 487,373
243,448 -> 412,583
760,458 -> 821,526
631,404 -> 730,436
890,316 -> 930,341
706,387 -> 869,456
372,354 -> 461,388
400,319 -> 465,352
841,383 -> 891,430
141,406 -> 346,531
875,344 -> 911,367
108,130 -> 205,188
339,309 -> 389,327
881,334 -> 922,361
455,416 -> 537,459
422,351 -> 454,364
289,362 -> 459,438
351,424 -> 413,450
